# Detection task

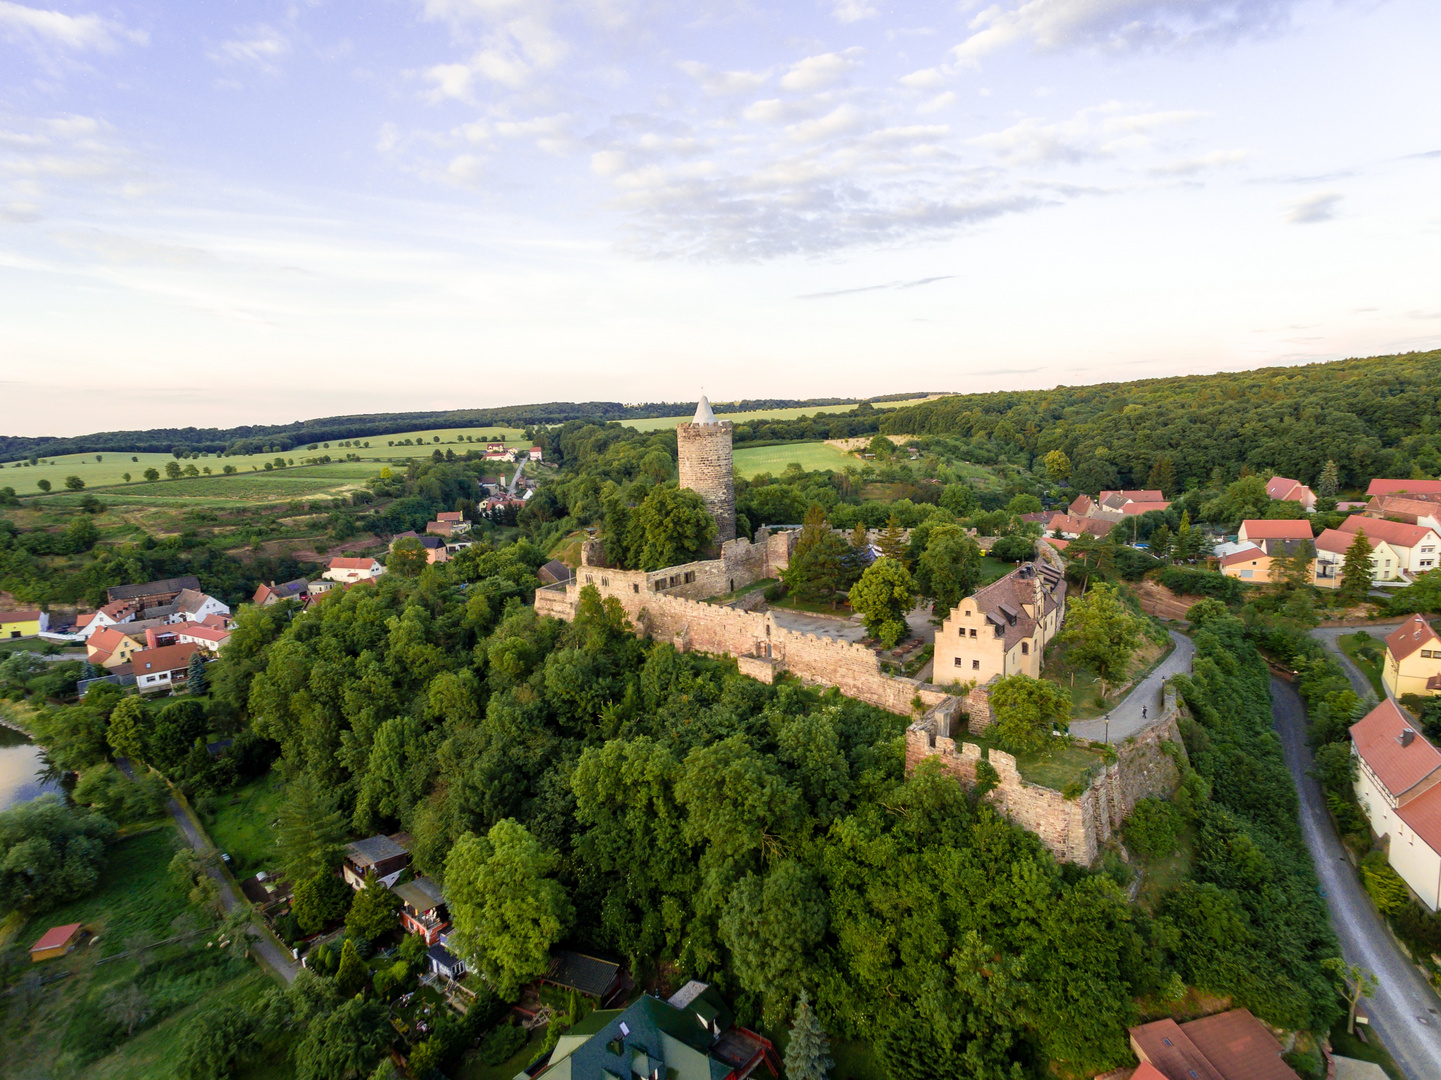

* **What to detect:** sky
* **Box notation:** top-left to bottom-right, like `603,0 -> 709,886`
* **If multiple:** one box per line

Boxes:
1,0 -> 1439,437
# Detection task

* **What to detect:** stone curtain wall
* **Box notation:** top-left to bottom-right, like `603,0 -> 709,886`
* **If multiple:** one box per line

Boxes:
677,421 -> 736,544
905,685 -> 1186,865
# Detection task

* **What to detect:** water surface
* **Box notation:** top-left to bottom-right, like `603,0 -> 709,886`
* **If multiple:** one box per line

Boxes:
0,725 -> 61,810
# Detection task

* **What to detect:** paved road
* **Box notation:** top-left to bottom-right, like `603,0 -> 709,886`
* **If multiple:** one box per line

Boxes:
116,758 -> 299,983
1311,624 -> 1405,702
1071,630 -> 1195,743
1271,676 -> 1441,1080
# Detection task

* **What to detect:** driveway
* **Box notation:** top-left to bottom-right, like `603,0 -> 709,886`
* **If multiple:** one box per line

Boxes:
1070,630 -> 1194,743
1272,677 -> 1441,1080
1311,624 -> 1404,702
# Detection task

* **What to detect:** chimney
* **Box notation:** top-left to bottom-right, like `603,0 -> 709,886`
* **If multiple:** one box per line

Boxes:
1402,729 -> 1416,747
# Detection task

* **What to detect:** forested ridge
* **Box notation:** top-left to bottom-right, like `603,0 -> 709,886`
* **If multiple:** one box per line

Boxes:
880,349 -> 1441,492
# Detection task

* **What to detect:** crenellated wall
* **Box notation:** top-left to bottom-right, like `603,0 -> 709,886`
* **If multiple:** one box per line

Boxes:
905,685 -> 1186,865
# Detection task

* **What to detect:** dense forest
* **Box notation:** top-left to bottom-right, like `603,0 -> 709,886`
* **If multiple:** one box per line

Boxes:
880,350 -> 1441,492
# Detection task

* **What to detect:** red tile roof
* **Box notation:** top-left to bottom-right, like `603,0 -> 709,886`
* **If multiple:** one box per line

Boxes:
87,626 -> 134,654
1338,514 -> 1438,550
1397,782 -> 1441,855
1314,527 -> 1378,555
1219,545 -> 1267,567
1121,501 -> 1171,515
1351,699 -> 1441,798
1238,519 -> 1313,540
1102,489 -> 1165,503
1131,1009 -> 1297,1080
1367,479 -> 1441,497
181,625 -> 230,643
437,511 -> 464,522
329,556 -> 378,570
1130,1018 -> 1225,1080
30,923 -> 82,954
132,642 -> 202,675
0,609 -> 42,623
1386,615 -> 1440,664
1048,513 -> 1115,538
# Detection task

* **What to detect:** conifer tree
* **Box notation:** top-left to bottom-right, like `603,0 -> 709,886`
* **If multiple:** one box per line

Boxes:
335,937 -> 369,997
876,514 -> 908,565
1146,456 -> 1175,496
1318,459 -> 1340,498
1341,530 -> 1375,602
849,521 -> 868,550
784,991 -> 832,1080
186,652 -> 208,696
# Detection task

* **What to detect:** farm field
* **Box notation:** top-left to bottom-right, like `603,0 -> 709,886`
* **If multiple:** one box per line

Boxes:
732,441 -> 856,478
622,397 -> 938,432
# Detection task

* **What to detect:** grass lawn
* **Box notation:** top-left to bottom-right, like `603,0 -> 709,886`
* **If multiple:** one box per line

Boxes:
706,578 -> 776,604
14,828 -> 191,957
768,593 -> 853,616
1329,1019 -> 1405,1080
1339,632 -> 1386,698
1042,636 -> 1171,721
773,1028 -> 885,1080
732,442 -> 856,479
978,556 -> 1014,585
955,728 -> 1109,793
547,530 -> 586,568
456,1028 -> 547,1080
202,773 -> 288,879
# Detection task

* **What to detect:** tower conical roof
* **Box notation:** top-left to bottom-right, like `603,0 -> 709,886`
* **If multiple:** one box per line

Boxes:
693,396 -> 717,424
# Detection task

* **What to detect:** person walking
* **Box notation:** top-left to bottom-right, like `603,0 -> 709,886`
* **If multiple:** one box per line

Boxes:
1142,705 -> 1147,720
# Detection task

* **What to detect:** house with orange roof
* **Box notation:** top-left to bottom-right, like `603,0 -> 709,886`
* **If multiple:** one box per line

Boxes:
1313,527 -> 1402,589
132,642 -> 204,694
85,625 -> 142,669
1352,698 -> 1441,910
1337,515 -> 1440,578
1366,478 -> 1441,498
323,556 -> 385,583
1046,513 -> 1116,540
74,599 -> 137,641
1236,519 -> 1314,547
1383,615 -> 1441,700
1364,493 -> 1441,532
178,623 -> 232,654
1266,475 -> 1317,512
1129,1008 -> 1300,1080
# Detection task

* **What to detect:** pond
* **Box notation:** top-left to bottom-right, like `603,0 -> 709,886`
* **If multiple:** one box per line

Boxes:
0,725 -> 62,811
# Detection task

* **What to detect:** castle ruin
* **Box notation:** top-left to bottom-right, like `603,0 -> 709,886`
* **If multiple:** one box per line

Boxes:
677,396 -> 736,545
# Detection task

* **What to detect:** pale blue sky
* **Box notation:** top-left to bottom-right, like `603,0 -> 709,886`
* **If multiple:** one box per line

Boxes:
2,0 -> 1439,434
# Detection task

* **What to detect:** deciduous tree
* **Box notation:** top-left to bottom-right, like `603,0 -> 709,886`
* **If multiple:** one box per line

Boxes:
915,525 -> 982,613
988,674 -> 1071,754
848,557 -> 915,647
1060,582 -> 1146,688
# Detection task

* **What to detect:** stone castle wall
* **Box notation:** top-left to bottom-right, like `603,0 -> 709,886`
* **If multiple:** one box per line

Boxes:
905,685 -> 1186,865
678,421 -> 736,544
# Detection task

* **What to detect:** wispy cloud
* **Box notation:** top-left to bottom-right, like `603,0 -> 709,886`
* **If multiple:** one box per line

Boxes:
798,274 -> 956,299
1284,191 -> 1342,223
209,24 -> 291,74
0,0 -> 146,53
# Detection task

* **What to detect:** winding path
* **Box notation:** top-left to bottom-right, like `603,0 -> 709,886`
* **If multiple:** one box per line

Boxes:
1271,676 -> 1441,1080
1311,623 -> 1405,702
1070,630 -> 1195,742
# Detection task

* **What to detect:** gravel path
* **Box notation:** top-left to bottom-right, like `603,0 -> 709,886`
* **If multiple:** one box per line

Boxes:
1311,624 -> 1404,702
1070,630 -> 1195,743
1271,676 -> 1441,1079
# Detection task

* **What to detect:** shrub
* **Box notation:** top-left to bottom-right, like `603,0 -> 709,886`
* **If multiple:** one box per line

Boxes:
1158,568 -> 1241,604
1360,851 -> 1410,915
477,1021 -> 528,1066
1124,798 -> 1180,859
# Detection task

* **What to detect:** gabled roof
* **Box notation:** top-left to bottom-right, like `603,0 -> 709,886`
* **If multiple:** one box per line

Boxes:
106,575 -> 200,602
30,923 -> 82,954
437,511 -> 465,522
1219,545 -> 1267,567
1238,519 -> 1313,540
1067,493 -> 1095,516
1120,500 -> 1171,516
1370,495 -> 1441,520
1182,1009 -> 1298,1080
329,556 -> 378,570
1315,527 -> 1380,556
545,950 -> 623,998
345,835 -> 408,868
1047,512 -> 1114,538
1367,479 -> 1441,497
1351,699 -> 1441,798
1101,489 -> 1165,503
172,588 -> 216,614
1265,476 -> 1311,501
1397,783 -> 1441,858
0,609 -> 42,622
1338,514 -> 1438,550
1386,615 -> 1440,664
132,642 -> 202,675
180,624 -> 231,643
87,626 -> 135,654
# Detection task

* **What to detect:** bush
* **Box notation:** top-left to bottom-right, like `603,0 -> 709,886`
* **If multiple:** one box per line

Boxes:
477,1021 -> 528,1066
763,582 -> 785,603
1360,851 -> 1410,915
1124,798 -> 1181,859
1158,568 -> 1242,604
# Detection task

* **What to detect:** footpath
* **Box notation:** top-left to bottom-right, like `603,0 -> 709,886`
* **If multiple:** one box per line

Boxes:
1070,630 -> 1195,743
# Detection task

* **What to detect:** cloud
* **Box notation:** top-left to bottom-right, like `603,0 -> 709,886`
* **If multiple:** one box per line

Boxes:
952,0 -> 1295,63
917,92 -> 956,115
0,0 -> 146,53
830,0 -> 877,23
1284,191 -> 1342,224
1150,148 -> 1246,175
210,25 -> 291,73
797,274 -> 956,299
677,60 -> 770,96
974,103 -> 1204,165
780,50 -> 861,92
900,67 -> 948,89
785,105 -> 864,143
423,16 -> 568,97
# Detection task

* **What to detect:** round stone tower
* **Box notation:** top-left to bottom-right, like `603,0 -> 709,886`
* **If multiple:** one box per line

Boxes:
677,396 -> 736,544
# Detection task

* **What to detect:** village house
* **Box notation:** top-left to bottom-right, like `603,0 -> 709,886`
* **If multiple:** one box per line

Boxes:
1365,493 -> 1441,532
86,625 -> 143,669
427,941 -> 466,980
341,835 -> 410,890
323,556 -> 384,583
933,562 -> 1067,682
1235,519 -> 1314,547
434,510 -> 471,534
1383,616 -> 1441,700
396,876 -> 449,946
132,642 -> 204,694
253,579 -> 310,606
0,609 -> 48,639
1045,512 -> 1116,540
543,950 -> 625,1004
1265,475 -> 1317,512
393,532 -> 449,565
1314,527 -> 1402,588
1218,521 -> 1315,584
1065,490 -> 1169,525
1336,515 -> 1441,578
534,980 -> 776,1080
1219,545 -> 1289,584
1352,699 -> 1441,911
1367,479 -> 1441,498
178,623 -> 232,654
28,923 -> 84,963
106,575 -> 201,612
528,446 -> 544,461
74,600 -> 138,640
1130,1008 -> 1300,1080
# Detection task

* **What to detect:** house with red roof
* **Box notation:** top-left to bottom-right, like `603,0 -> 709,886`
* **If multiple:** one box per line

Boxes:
178,623 -> 232,654
323,556 -> 385,584
1313,527 -> 1402,589
1236,519 -> 1314,547
1366,478 -> 1441,498
1265,475 -> 1317,512
1364,493 -> 1441,533
1352,699 -> 1441,911
85,625 -> 143,669
1046,513 -> 1116,540
132,642 -> 204,694
1129,1008 -> 1300,1080
0,609 -> 48,640
1337,515 -> 1440,578
29,923 -> 84,963
1383,616 -> 1441,700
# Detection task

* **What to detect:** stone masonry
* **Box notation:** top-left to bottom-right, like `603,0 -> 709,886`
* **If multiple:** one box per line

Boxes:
905,684 -> 1187,865
677,397 -> 736,545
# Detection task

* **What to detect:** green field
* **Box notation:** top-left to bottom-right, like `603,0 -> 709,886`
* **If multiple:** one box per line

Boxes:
202,774 -> 288,879
732,442 -> 856,478
622,398 -> 938,432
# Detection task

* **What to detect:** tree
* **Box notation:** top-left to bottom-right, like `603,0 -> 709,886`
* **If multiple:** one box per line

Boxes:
64,475 -> 84,491
875,514 -> 908,564
783,508 -> 852,606
1147,456 -> 1176,496
106,695 -> 149,763
1043,450 -> 1071,483
122,472 -> 131,482
292,872 -> 352,935
277,774 -> 348,884
176,1000 -> 260,1080
1059,581 -> 1146,690
170,848 -> 221,910
915,526 -> 983,613
848,557 -> 915,647
335,937 -> 370,996
633,484 -> 717,569
445,819 -> 573,999
784,990 -> 833,1080
345,875 -> 401,943
186,651 -> 209,696
1317,459 -> 1340,498
1276,539 -> 1316,593
1175,510 -> 1197,561
293,996 -> 388,1080
718,861 -> 826,1020
1321,957 -> 1378,1035
1148,524 -> 1172,562
36,479 -> 50,493
143,467 -> 160,481
1341,530 -> 1375,602
989,674 -> 1072,754
165,461 -> 183,479
387,536 -> 428,578
104,982 -> 150,1037
0,796 -> 116,912
849,521 -> 868,549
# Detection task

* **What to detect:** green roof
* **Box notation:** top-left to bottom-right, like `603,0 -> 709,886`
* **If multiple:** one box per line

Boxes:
536,987 -> 741,1080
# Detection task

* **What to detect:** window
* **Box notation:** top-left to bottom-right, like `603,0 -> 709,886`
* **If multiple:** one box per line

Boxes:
1424,650 -> 1434,659
1021,642 -> 1029,655
1239,570 -> 1253,579
619,1023 -> 630,1037
601,576 -> 609,586
972,659 -> 980,670
585,574 -> 593,584
684,571 -> 696,584
632,583 -> 639,593
954,657 -> 964,667
968,628 -> 977,638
